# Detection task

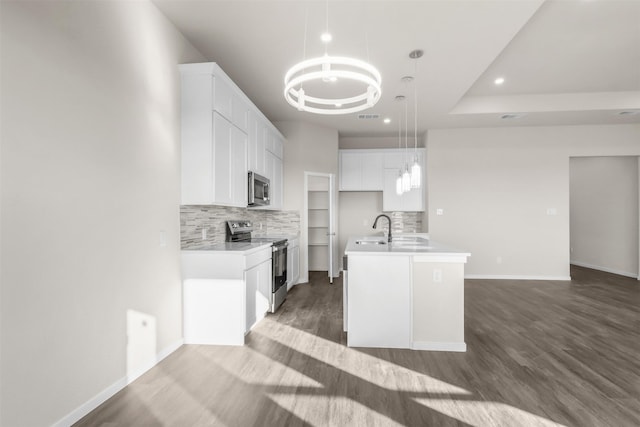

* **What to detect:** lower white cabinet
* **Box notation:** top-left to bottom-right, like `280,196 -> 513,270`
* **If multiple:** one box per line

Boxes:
245,258 -> 271,332
287,237 -> 300,289
347,255 -> 411,348
181,246 -> 272,345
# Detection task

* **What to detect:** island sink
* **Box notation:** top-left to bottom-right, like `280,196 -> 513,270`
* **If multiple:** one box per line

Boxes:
355,239 -> 387,245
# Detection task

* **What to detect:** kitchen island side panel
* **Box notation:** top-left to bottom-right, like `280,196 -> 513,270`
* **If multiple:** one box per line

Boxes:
412,261 -> 465,351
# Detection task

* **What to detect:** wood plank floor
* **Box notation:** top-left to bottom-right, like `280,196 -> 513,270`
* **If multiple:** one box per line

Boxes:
75,266 -> 640,426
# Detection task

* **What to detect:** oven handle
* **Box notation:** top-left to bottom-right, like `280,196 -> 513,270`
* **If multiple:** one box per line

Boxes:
273,242 -> 288,252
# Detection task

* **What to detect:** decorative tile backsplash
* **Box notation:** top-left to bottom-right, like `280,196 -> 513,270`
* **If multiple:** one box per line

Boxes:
390,211 -> 423,233
181,205 -> 420,249
181,205 -> 300,249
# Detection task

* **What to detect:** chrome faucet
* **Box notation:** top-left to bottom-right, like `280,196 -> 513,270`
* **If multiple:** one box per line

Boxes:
372,214 -> 392,242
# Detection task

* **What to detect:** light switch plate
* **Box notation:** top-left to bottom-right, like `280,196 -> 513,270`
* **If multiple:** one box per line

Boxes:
436,208 -> 444,216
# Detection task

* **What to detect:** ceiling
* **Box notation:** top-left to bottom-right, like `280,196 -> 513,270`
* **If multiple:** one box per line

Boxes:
153,0 -> 640,137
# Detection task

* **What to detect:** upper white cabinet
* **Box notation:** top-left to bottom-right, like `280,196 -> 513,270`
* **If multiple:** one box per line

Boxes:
247,111 -> 266,176
180,62 -> 285,208
260,132 -> 283,210
339,148 -> 425,211
212,112 -> 247,206
213,74 -> 248,133
339,150 -> 383,191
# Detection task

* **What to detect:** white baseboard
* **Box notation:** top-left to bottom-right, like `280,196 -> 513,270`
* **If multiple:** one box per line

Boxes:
412,341 -> 467,352
52,338 -> 184,427
570,261 -> 639,279
465,274 -> 571,281
127,338 -> 184,384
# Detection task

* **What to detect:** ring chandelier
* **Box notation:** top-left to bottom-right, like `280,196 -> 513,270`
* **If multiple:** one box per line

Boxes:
284,55 -> 382,115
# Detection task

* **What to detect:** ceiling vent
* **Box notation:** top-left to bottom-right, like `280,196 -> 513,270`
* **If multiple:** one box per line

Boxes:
358,114 -> 380,120
618,110 -> 639,116
501,113 -> 526,120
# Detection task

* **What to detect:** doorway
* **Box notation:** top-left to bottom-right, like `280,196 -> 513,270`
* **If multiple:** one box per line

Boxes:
303,172 -> 339,283
569,156 -> 640,279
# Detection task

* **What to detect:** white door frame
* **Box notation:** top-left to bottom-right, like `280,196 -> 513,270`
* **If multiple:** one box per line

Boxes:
302,171 -> 339,284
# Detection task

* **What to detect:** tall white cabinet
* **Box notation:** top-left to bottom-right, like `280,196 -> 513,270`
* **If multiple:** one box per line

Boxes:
180,63 -> 284,208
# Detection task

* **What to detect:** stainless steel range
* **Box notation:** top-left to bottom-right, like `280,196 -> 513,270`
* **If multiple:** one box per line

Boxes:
226,220 -> 288,313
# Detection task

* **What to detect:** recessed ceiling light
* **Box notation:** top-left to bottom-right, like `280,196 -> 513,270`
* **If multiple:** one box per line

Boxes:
321,32 -> 332,43
383,118 -> 391,124
494,77 -> 505,85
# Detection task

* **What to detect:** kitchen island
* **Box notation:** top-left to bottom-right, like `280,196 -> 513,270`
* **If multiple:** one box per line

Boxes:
344,234 -> 470,352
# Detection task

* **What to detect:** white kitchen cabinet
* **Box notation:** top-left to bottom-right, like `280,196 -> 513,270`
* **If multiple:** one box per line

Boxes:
180,62 -> 285,208
287,236 -> 300,289
339,151 -> 361,190
265,131 -> 284,159
272,154 -> 283,209
214,74 -> 248,133
213,113 -> 247,207
245,257 -> 271,332
339,150 -> 383,191
347,254 -> 411,348
182,245 -> 272,345
261,149 -> 283,210
247,111 -> 266,176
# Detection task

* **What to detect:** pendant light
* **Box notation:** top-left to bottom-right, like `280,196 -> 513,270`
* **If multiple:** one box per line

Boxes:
395,95 -> 405,195
401,95 -> 411,193
410,49 -> 423,189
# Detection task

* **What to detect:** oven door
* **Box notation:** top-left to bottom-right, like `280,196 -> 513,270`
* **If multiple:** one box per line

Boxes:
272,243 -> 288,292
271,242 -> 288,312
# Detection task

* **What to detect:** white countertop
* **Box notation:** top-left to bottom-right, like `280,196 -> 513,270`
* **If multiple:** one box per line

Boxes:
345,235 -> 470,257
182,241 -> 272,255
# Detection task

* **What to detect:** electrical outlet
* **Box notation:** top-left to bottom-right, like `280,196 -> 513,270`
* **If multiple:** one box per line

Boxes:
159,230 -> 167,248
433,269 -> 442,282
546,207 -> 557,216
436,208 -> 444,216
201,228 -> 207,240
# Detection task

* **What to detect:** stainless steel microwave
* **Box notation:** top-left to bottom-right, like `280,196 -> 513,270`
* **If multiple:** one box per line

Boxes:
248,171 -> 270,207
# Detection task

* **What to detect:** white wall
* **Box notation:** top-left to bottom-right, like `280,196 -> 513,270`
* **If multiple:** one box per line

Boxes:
274,121 -> 338,282
0,1 -> 204,425
570,156 -> 639,277
428,124 -> 640,279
